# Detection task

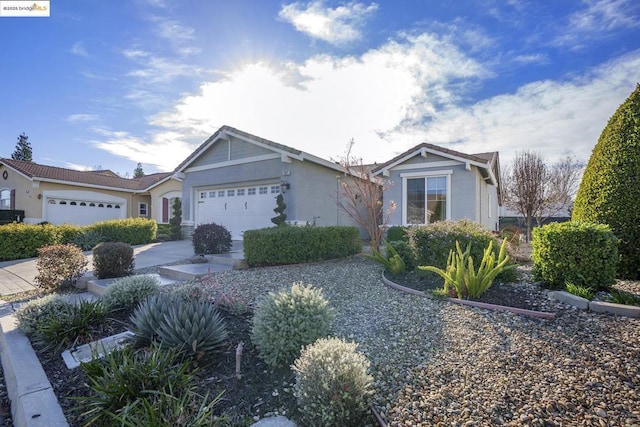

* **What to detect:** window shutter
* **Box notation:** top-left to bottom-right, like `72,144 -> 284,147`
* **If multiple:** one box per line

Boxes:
10,189 -> 15,210
162,197 -> 169,223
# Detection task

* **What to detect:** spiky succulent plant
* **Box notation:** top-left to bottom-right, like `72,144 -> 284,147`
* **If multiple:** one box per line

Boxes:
128,294 -> 176,347
156,299 -> 229,360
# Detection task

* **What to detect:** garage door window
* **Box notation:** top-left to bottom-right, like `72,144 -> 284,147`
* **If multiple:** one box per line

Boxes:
270,186 -> 280,194
248,188 -> 256,196
227,190 -> 235,197
259,187 -> 268,195
200,192 -> 207,199
218,190 -> 225,197
237,189 -> 245,196
208,191 -> 216,198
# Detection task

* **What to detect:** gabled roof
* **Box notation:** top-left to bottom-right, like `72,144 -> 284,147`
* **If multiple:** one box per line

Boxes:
0,158 -> 175,192
174,125 -> 347,174
371,142 -> 500,186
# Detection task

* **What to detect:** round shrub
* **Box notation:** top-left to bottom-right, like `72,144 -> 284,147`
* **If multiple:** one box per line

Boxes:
15,294 -> 72,337
93,241 -> 135,279
102,275 -> 160,311
386,226 -> 409,242
34,244 -> 87,292
532,221 -> 618,290
572,84 -> 640,279
293,337 -> 373,427
389,240 -> 416,271
192,222 -> 232,255
251,283 -> 335,368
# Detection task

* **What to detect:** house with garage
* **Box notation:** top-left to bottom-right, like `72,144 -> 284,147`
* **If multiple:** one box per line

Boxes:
0,158 -> 181,226
174,126 -> 357,239
371,143 -> 501,231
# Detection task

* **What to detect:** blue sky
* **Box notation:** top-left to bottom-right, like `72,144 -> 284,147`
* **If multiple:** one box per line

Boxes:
1,0 -> 639,175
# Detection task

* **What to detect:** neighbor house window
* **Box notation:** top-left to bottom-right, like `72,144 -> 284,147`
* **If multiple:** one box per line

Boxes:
0,189 -> 10,210
402,172 -> 451,225
139,203 -> 148,216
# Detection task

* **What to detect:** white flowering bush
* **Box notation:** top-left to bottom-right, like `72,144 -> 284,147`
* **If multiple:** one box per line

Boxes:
15,294 -> 73,336
293,337 -> 373,426
251,282 -> 334,368
101,275 -> 160,311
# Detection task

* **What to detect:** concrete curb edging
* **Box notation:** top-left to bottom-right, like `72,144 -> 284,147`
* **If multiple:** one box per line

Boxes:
381,272 -> 556,319
0,310 -> 68,427
549,291 -> 640,318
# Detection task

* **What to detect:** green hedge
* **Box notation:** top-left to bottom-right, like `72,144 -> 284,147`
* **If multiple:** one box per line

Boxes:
532,221 -> 618,290
0,218 -> 157,261
86,218 -> 157,245
243,226 -> 362,267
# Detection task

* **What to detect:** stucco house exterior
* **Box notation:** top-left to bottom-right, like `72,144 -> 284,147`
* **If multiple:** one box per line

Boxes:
0,158 -> 181,226
371,143 -> 501,231
174,126 -> 357,239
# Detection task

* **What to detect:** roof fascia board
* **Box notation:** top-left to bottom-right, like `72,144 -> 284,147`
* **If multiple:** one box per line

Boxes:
33,177 -> 139,193
184,153 -> 281,174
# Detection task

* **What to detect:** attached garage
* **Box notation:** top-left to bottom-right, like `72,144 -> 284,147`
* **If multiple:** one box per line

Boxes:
195,184 -> 281,239
43,191 -> 126,225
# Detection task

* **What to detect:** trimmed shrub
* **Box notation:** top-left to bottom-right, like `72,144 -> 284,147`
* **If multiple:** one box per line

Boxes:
532,221 -> 618,290
102,275 -> 160,311
386,226 -> 409,242
293,337 -> 373,427
411,220 -> 517,283
169,197 -> 183,240
93,242 -> 135,279
87,218 -> 157,245
572,84 -> 640,279
244,226 -> 362,267
34,244 -> 87,292
77,344 -> 201,426
192,223 -> 232,255
0,222 -> 60,260
251,283 -> 335,368
389,240 -> 416,271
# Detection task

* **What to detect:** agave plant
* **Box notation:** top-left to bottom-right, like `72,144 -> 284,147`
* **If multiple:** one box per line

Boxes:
129,294 -> 177,347
156,299 -> 229,361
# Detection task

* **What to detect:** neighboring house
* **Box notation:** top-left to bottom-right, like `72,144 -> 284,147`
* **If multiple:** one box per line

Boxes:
371,143 -> 501,231
174,126 -> 356,239
0,158 -> 181,226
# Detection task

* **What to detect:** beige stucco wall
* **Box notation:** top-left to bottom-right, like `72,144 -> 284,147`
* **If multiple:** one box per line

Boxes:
148,178 -> 182,223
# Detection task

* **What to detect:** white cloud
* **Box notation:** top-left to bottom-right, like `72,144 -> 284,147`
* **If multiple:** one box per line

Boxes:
122,48 -> 202,83
279,1 -> 378,45
91,128 -> 194,171
67,113 -> 99,123
553,0 -> 640,48
145,32 -> 487,166
70,41 -> 89,57
513,53 -> 549,65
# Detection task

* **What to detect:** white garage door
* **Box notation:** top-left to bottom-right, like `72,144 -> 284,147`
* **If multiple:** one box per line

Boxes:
196,184 -> 281,239
46,198 -> 125,226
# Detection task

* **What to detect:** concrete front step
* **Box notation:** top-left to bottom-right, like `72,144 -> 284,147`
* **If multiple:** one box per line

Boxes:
158,263 -> 233,281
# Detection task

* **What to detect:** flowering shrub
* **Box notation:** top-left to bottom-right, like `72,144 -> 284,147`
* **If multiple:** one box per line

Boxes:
251,283 -> 334,368
293,337 -> 373,426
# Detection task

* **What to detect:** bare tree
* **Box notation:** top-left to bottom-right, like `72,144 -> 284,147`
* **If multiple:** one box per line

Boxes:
502,151 -> 582,241
336,139 -> 395,251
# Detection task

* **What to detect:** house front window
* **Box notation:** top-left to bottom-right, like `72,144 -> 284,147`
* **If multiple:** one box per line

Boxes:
139,203 -> 148,216
403,173 -> 450,225
0,189 -> 10,210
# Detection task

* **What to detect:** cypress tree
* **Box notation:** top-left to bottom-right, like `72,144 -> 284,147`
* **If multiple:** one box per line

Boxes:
572,84 -> 640,279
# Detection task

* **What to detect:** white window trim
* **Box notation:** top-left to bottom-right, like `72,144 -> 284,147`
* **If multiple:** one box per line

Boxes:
138,202 -> 148,216
401,170 -> 452,226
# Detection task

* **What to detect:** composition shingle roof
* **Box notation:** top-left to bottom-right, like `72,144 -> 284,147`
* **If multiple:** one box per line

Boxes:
0,158 -> 173,192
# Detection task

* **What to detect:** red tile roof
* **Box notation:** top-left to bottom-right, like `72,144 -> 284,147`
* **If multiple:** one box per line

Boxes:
0,158 -> 173,192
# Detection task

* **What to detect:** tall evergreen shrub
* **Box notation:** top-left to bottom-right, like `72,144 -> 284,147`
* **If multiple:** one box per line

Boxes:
572,84 -> 640,279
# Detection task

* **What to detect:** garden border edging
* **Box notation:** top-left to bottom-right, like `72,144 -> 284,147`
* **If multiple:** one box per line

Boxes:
0,308 -> 68,427
549,291 -> 640,318
381,272 -> 556,319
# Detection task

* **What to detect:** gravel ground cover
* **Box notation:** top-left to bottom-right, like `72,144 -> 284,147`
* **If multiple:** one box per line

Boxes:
8,254 -> 640,426
211,255 -> 640,426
